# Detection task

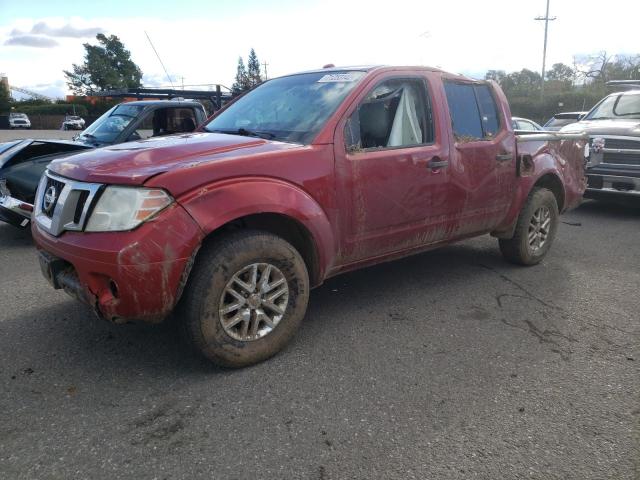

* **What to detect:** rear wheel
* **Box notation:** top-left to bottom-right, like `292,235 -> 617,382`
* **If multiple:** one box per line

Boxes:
499,187 -> 559,266
178,230 -> 310,368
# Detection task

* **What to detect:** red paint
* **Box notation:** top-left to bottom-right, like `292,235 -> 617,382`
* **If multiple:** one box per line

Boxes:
34,67 -> 586,323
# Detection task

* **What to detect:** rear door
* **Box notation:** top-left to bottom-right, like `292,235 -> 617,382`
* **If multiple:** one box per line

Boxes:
442,81 -> 516,234
333,74 -> 457,264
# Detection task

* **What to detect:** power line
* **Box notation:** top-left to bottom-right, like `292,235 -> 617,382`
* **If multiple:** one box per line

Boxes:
535,0 -> 556,99
144,31 -> 175,90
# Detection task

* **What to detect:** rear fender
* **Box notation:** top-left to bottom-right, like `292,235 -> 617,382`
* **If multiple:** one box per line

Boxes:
492,144 -> 569,238
178,177 -> 335,280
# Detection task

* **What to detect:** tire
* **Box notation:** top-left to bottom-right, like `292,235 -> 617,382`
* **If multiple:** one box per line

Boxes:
499,187 -> 559,266
178,230 -> 310,368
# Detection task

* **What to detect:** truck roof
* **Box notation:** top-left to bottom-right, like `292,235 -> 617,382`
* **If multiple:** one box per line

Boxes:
287,65 -> 476,82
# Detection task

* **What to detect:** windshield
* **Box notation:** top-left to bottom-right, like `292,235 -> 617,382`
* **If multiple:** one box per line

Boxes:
10,113 -> 27,118
586,94 -> 640,120
78,104 -> 144,144
204,71 -> 366,144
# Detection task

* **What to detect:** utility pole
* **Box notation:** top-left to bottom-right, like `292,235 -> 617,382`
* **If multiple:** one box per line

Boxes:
261,61 -> 269,80
535,0 -> 556,99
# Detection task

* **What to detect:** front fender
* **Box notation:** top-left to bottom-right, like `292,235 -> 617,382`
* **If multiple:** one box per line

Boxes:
178,177 -> 336,280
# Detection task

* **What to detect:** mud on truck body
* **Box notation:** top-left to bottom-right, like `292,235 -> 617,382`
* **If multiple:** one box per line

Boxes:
31,66 -> 587,367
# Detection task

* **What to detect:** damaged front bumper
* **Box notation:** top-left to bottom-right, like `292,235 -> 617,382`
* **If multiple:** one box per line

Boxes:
32,204 -> 204,323
0,185 -> 33,228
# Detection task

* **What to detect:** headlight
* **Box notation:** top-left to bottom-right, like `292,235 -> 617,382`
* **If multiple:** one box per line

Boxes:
85,186 -> 173,232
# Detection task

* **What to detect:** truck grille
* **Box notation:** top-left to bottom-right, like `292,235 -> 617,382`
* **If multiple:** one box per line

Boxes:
41,177 -> 66,218
34,171 -> 103,236
602,152 -> 640,166
603,138 -> 640,150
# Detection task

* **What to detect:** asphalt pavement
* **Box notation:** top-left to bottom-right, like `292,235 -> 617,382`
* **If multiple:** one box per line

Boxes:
0,169 -> 638,477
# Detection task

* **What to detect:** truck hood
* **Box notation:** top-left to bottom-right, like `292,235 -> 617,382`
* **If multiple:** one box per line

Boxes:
48,133 -> 299,185
560,119 -> 640,136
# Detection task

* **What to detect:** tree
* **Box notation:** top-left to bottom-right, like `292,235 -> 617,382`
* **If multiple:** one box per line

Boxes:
546,63 -> 575,82
63,33 -> 143,95
484,70 -> 507,83
247,48 -> 262,87
231,49 -> 263,95
231,57 -> 250,95
0,80 -> 10,114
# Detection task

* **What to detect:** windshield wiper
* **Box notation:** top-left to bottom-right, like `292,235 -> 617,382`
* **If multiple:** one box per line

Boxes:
209,128 -> 276,140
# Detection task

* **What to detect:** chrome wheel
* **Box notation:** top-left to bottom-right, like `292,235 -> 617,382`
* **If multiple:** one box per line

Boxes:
528,206 -> 551,253
219,263 -> 289,341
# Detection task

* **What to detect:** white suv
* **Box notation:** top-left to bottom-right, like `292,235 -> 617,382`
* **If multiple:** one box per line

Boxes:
9,113 -> 31,129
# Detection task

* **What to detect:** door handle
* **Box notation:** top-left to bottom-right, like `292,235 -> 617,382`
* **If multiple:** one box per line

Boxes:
428,157 -> 449,170
496,153 -> 513,162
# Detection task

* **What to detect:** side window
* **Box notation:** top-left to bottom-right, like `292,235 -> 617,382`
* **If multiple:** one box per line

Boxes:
444,82 -> 502,141
475,85 -> 500,137
444,83 -> 483,140
166,108 -> 198,133
345,78 -> 433,151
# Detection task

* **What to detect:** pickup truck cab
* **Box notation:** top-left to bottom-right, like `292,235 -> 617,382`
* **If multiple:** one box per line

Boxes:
32,66 -> 586,367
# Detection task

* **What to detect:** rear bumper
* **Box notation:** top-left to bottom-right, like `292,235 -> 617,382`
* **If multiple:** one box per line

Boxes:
32,204 -> 205,323
0,194 -> 33,228
585,173 -> 640,197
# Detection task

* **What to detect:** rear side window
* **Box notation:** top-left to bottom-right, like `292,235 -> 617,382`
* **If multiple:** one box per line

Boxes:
444,82 -> 501,141
475,85 -> 500,137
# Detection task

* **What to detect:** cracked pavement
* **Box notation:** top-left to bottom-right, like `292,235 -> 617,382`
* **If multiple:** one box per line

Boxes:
0,200 -> 638,479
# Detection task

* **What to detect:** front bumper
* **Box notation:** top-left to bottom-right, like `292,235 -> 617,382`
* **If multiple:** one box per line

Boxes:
32,204 -> 204,323
585,173 -> 640,197
0,194 -> 33,228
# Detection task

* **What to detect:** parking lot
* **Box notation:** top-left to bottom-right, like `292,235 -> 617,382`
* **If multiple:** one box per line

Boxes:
0,129 -> 78,141
0,168 -> 638,480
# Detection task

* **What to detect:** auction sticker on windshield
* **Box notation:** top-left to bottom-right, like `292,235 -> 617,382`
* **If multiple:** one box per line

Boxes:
317,73 -> 361,82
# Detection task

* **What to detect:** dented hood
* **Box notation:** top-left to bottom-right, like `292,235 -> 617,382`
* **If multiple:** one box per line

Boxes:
48,132 -> 288,185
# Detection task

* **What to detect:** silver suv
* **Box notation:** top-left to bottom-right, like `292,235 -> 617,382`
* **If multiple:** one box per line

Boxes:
561,89 -> 640,198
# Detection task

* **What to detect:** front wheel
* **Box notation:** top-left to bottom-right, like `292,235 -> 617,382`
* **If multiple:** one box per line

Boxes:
499,187 -> 559,266
178,230 -> 310,368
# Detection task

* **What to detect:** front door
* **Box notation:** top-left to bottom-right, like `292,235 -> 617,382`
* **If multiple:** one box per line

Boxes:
334,75 -> 457,265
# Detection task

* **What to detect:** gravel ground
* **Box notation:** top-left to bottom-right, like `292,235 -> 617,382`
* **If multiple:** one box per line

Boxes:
0,199 -> 638,480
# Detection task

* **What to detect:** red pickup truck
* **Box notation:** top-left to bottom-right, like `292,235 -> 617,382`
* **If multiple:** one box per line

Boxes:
32,66 -> 587,367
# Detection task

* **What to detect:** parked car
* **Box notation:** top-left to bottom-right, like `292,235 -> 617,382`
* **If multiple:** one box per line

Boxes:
512,116 -> 543,132
0,100 -> 207,228
560,89 -> 640,199
8,112 -> 31,129
32,66 -> 587,367
62,115 -> 86,130
543,111 -> 588,131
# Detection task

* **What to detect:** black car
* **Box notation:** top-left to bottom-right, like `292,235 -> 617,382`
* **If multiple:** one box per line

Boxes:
0,100 -> 207,228
543,111 -> 588,131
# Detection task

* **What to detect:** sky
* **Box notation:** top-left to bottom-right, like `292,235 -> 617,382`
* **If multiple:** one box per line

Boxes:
0,0 -> 638,99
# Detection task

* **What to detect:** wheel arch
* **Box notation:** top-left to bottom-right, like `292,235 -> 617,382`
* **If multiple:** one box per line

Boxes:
532,172 -> 565,212
179,178 -> 335,287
